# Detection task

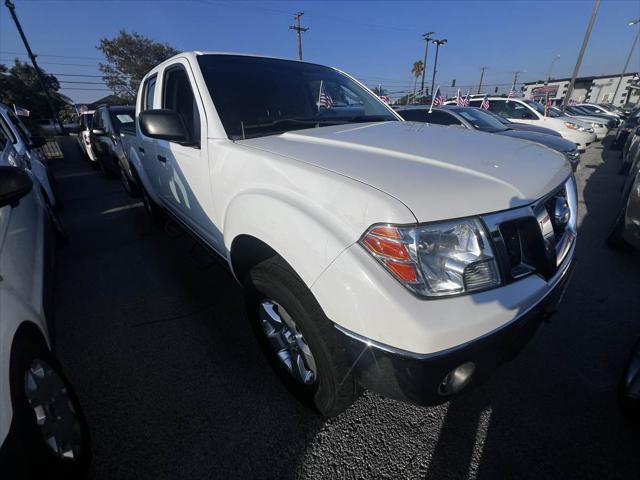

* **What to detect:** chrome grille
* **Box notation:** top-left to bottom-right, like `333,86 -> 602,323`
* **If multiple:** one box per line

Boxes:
482,177 -> 577,283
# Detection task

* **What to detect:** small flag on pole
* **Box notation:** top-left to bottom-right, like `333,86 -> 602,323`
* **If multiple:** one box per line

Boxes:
456,88 -> 465,107
463,89 -> 470,106
317,80 -> 334,109
480,95 -> 490,110
429,86 -> 444,113
507,88 -> 516,102
13,104 -> 30,117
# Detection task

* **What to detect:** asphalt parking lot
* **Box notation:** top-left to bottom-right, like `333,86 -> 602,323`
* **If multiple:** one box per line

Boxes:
50,135 -> 640,480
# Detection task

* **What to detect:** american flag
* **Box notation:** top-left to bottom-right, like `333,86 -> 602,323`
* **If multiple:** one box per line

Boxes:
544,93 -> 551,116
456,88 -> 465,107
507,88 -> 517,100
463,89 -> 470,106
432,87 -> 445,106
318,81 -> 334,108
480,95 -> 490,110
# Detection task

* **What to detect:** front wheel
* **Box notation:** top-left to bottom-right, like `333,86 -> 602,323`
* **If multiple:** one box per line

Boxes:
245,256 -> 359,417
6,334 -> 91,478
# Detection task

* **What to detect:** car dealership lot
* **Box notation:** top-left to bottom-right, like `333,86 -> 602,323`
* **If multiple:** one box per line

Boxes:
50,136 -> 639,479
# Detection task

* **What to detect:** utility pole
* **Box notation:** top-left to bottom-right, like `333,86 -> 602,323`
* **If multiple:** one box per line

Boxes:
562,0 -> 600,110
420,32 -> 435,95
4,0 -> 65,134
477,66 -> 487,94
612,19 -> 640,106
289,12 -> 309,61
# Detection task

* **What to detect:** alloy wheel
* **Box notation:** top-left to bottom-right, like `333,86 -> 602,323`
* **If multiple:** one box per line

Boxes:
258,300 -> 318,385
23,359 -> 84,460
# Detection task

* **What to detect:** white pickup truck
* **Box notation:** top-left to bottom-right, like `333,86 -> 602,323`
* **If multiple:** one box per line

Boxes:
121,52 -> 577,416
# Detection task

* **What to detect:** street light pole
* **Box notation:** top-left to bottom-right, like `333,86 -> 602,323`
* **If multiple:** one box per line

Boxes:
430,39 -> 447,99
612,19 -> 640,106
420,32 -> 435,95
562,0 -> 600,111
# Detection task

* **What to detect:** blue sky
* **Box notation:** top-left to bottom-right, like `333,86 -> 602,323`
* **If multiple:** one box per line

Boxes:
1,0 -> 638,103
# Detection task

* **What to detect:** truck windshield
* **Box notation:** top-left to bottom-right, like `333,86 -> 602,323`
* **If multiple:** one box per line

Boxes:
197,55 -> 397,140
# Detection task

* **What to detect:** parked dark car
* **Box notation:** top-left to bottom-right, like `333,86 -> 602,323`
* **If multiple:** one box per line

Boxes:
564,106 -> 618,128
613,112 -> 640,150
607,139 -> 640,250
90,105 -> 139,194
395,105 -> 580,170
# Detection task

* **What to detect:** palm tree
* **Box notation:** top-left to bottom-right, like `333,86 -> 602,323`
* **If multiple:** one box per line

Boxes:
411,60 -> 424,102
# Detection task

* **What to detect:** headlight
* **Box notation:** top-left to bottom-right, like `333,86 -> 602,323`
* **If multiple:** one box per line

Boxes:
360,218 -> 501,297
591,123 -> 604,129
564,121 -> 580,130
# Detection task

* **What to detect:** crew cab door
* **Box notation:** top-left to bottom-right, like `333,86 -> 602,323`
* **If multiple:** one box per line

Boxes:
156,60 -> 220,250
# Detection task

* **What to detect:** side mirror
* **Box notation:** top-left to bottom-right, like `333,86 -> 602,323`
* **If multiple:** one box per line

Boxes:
92,128 -> 106,136
29,136 -> 47,149
0,166 -> 33,208
139,110 -> 192,145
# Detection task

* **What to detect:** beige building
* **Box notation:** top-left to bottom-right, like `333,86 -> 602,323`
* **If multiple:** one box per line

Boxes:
522,73 -> 639,106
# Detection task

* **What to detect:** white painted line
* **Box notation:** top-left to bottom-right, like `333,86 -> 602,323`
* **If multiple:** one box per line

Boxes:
101,202 -> 144,215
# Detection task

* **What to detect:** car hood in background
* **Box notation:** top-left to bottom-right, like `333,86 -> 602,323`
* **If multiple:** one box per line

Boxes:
240,121 -> 571,222
496,129 -> 577,152
506,123 -> 562,137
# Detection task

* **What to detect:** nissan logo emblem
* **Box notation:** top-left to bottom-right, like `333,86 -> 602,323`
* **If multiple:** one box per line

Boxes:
554,197 -> 571,226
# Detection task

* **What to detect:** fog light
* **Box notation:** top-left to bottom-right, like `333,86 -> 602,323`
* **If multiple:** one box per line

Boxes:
438,362 -> 476,396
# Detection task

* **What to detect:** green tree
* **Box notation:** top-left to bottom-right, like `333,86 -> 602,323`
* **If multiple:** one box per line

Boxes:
0,60 -> 70,120
411,60 -> 424,98
97,30 -> 178,101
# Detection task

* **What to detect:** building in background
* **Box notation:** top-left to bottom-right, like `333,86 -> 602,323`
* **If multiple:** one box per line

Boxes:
523,72 -> 639,105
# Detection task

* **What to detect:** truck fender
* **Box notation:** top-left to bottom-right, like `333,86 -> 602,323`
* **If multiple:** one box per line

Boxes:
223,190 -> 358,287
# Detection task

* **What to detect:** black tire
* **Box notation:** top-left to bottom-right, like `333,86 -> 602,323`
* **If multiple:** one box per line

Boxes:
244,255 -> 359,417
140,184 -> 164,226
6,330 -> 91,479
119,165 -> 141,198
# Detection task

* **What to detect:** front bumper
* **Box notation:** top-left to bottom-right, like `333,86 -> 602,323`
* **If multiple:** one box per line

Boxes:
334,257 -> 575,407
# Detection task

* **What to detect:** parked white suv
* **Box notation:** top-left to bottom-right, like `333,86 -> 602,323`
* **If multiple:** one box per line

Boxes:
467,97 -> 596,150
122,53 -> 576,416
0,161 -> 90,476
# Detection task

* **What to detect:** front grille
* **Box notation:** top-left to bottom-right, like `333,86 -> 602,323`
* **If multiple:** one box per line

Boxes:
482,177 -> 577,284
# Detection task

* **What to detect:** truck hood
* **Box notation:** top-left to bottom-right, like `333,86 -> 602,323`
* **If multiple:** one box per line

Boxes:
240,121 -> 571,222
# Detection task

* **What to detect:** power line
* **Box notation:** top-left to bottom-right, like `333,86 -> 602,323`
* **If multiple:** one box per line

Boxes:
0,50 -> 103,61
0,58 -> 99,67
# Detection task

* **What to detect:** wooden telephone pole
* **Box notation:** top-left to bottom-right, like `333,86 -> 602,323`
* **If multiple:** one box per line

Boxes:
289,12 -> 309,61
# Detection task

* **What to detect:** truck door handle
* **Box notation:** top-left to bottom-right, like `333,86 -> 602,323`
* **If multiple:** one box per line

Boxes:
157,155 -> 167,163
138,147 -> 145,154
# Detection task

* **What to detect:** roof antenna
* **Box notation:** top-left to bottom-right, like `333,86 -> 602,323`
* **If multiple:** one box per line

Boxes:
241,121 -> 246,140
